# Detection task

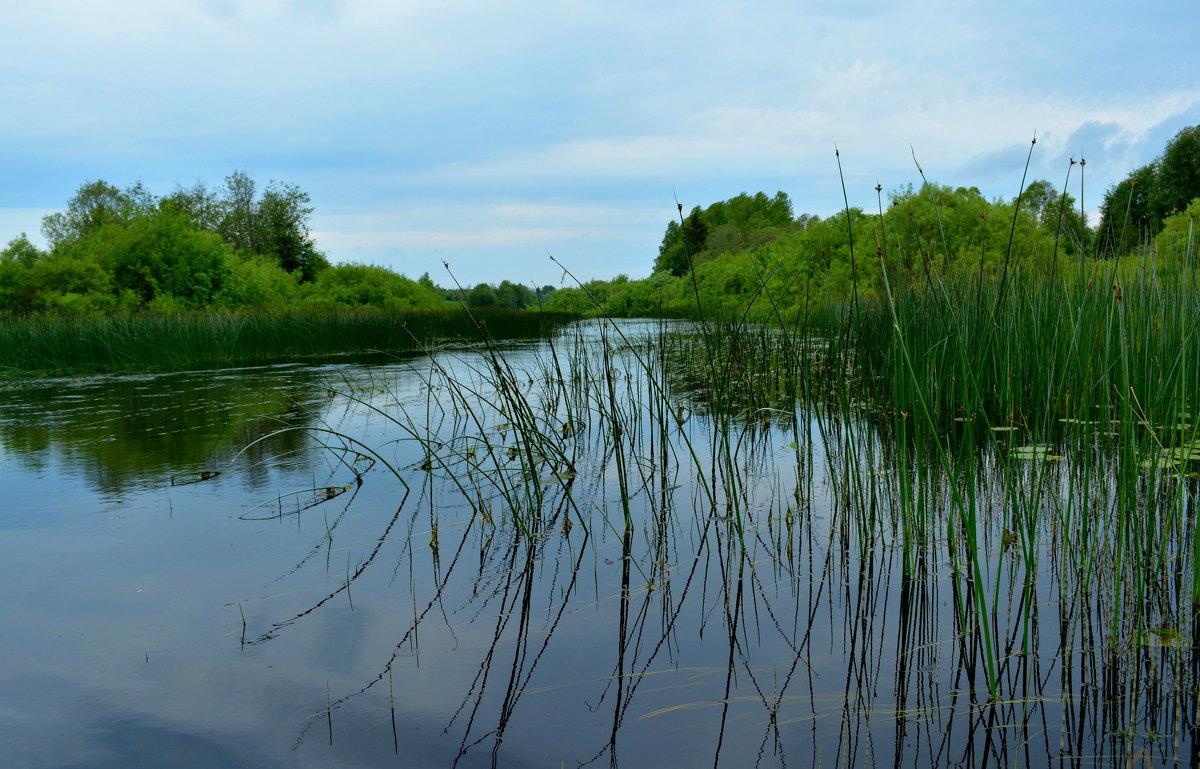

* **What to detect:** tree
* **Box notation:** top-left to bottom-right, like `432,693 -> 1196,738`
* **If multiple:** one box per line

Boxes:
495,280 -> 534,309
657,220 -> 680,263
41,180 -> 152,247
1151,125 -> 1200,223
683,207 -> 711,259
214,172 -> 327,281
257,182 -> 328,282
1020,179 -> 1089,256
162,182 -> 223,232
654,192 -> 795,275
654,215 -> 696,275
70,208 -> 233,307
0,246 -> 119,314
219,171 -> 258,253
217,254 -> 300,308
468,282 -> 498,306
1097,124 -> 1200,256
720,191 -> 793,233
1098,164 -> 1156,256
1,234 -> 43,267
307,263 -> 443,309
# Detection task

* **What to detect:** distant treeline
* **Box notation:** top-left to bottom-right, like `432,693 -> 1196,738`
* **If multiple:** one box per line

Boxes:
0,173 -> 551,315
423,276 -> 559,310
542,125 -> 1200,318
6,125 -> 1198,321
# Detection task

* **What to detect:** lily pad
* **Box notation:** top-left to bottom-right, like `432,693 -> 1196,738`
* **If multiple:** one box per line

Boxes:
1010,445 -> 1064,462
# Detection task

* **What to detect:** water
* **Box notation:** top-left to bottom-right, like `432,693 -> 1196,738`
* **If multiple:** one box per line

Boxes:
1,319 -> 1196,768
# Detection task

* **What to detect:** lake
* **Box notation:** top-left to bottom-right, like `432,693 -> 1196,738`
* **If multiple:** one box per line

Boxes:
2,318 -> 1196,768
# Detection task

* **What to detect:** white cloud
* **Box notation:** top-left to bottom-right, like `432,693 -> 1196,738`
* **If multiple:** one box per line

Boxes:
3,0 -> 1200,285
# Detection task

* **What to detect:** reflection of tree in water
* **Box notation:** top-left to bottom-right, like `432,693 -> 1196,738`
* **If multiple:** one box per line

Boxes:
0,366 -> 330,496
233,339 -> 1200,768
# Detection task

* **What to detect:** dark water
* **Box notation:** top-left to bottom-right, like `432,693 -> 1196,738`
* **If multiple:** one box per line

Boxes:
1,320 -> 1196,768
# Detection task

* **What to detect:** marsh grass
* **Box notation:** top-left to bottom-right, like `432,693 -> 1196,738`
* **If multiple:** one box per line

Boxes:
0,306 -> 580,375
227,180 -> 1200,766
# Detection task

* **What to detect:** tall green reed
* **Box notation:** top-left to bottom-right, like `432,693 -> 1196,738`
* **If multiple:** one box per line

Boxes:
0,307 -> 580,375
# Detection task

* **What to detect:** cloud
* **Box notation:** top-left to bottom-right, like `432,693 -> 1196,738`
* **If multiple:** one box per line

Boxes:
4,1 -> 1200,285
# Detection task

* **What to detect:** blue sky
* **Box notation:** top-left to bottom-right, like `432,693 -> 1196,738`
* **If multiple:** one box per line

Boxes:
2,0 -> 1198,287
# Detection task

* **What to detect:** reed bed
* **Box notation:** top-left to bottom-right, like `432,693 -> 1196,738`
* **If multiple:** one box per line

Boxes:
852,261 -> 1200,432
240,290 -> 1200,764
221,228 -> 1200,765
0,306 -> 579,374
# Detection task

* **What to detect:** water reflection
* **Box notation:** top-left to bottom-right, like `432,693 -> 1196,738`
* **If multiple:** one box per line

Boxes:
0,358 -> 427,496
3,321 -> 1199,768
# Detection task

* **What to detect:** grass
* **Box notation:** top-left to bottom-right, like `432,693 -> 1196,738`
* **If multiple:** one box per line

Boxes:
0,306 -> 581,375
197,175 -> 1200,765
240,274 -> 1200,764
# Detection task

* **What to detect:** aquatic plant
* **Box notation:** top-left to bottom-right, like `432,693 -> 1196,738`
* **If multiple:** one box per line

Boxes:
0,306 -> 579,375
222,161 -> 1200,766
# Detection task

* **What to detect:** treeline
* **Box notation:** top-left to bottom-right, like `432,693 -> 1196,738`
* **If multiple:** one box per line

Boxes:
544,126 -> 1199,318
544,181 -> 1093,318
8,125 -> 1197,322
0,174 -> 548,315
420,276 -> 558,310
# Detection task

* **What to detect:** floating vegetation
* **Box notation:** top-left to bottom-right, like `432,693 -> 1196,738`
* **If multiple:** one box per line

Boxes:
1008,444 -> 1064,461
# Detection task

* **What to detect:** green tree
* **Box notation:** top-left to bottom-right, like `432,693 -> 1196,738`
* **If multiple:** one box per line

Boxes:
15,250 -> 122,313
1152,197 -> 1200,266
468,282 -> 498,306
1151,125 -> 1200,223
495,280 -> 535,309
257,182 -> 328,282
1097,124 -> 1200,256
217,255 -> 301,308
658,219 -> 681,260
214,172 -> 327,281
719,191 -> 793,232
162,182 -> 224,231
1098,164 -> 1156,256
665,207 -> 708,276
654,192 -> 794,275
219,171 -> 259,253
70,209 -> 233,307
1,234 -> 43,267
993,179 -> 1089,261
307,263 -> 443,309
41,180 -> 153,247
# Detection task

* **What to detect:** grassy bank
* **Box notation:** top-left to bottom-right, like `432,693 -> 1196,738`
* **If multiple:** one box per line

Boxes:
0,306 -> 581,375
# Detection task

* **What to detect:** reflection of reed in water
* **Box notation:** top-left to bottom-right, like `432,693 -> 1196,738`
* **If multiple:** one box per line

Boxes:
230,317 -> 1200,768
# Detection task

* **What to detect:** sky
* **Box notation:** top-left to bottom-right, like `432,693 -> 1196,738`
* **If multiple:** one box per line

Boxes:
2,0 -> 1199,288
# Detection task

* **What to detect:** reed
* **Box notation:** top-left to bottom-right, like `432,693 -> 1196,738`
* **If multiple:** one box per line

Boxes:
227,181 -> 1200,766
0,306 -> 580,375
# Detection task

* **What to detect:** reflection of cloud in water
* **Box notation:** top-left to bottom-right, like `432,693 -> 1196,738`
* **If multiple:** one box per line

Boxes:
5,322 -> 1198,767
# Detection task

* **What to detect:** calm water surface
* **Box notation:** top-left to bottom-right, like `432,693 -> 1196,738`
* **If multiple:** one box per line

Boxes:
2,319 -> 1196,768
